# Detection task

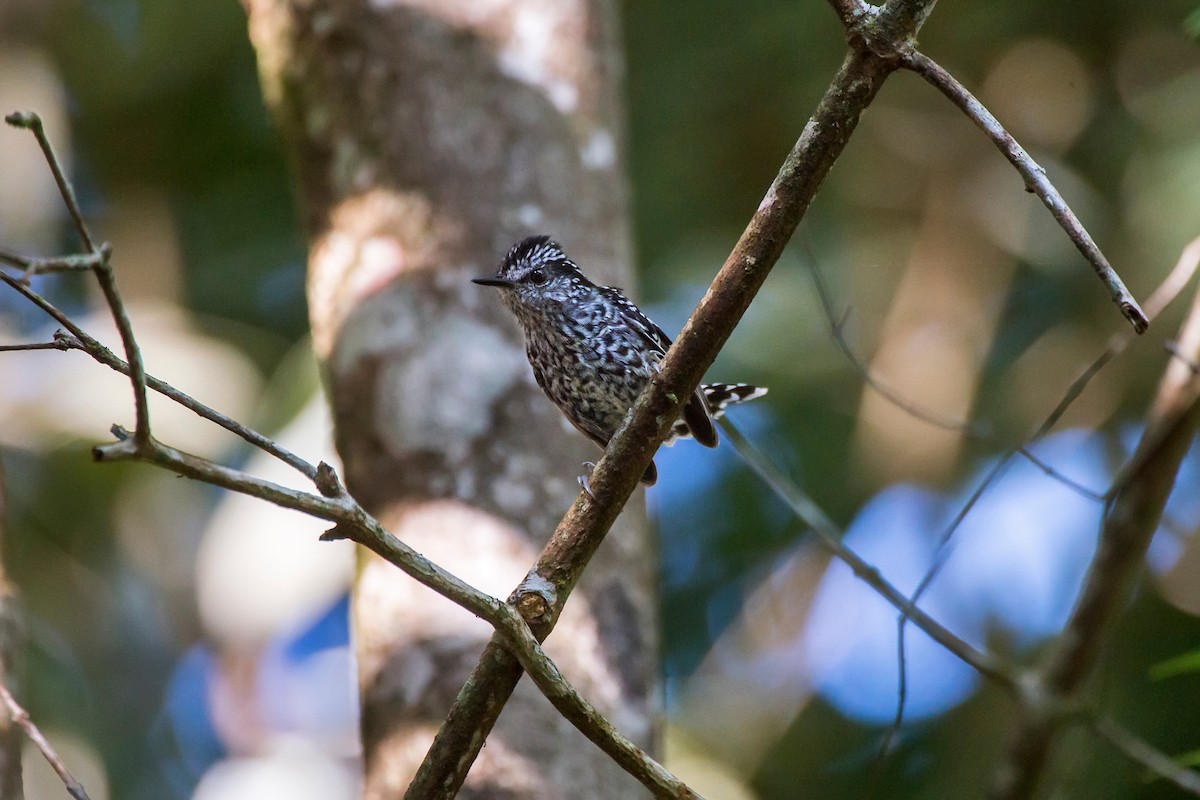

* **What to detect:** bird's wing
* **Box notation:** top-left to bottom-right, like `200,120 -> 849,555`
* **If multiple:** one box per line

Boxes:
600,287 -> 672,357
600,287 -> 717,447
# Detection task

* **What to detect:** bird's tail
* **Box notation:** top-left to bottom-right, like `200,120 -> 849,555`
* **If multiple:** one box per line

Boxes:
664,383 -> 768,446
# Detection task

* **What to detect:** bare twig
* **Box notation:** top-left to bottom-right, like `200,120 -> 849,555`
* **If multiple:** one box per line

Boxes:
98,433 -> 700,796
0,340 -> 75,353
807,247 -> 1116,506
1091,717 -> 1200,796
6,112 -> 151,446
90,247 -> 153,447
0,682 -> 90,800
0,271 -> 319,480
0,248 -> 105,281
991,276 -> 1200,799
717,419 -> 1018,687
3,113 -> 94,252
879,238 -> 1200,754
87,426 -> 701,796
808,260 -> 983,435
900,53 -> 1148,334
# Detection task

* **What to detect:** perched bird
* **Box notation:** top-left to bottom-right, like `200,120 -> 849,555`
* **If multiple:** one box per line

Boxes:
473,235 -> 766,486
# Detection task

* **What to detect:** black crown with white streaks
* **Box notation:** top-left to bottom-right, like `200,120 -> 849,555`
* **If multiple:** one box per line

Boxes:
474,235 -> 767,487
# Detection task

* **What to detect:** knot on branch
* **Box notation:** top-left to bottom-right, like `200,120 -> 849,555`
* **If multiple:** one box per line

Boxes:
513,573 -> 557,626
52,329 -> 81,351
319,523 -> 354,542
315,460 -> 344,498
93,437 -> 138,462
4,111 -> 41,130
834,1 -> 930,67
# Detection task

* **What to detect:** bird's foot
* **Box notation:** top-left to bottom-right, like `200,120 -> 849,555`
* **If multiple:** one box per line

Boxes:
577,461 -> 597,499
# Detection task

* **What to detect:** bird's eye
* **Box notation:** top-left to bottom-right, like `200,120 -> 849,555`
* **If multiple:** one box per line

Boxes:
528,268 -> 548,285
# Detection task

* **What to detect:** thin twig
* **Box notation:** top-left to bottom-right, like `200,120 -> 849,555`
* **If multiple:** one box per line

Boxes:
6,112 -> 152,446
0,272 -> 318,480
91,248 -> 153,447
0,682 -> 91,800
808,254 -> 1107,504
900,52 -> 1148,334
4,113 -> 95,252
717,418 -> 1019,687
88,430 -> 700,797
0,248 -> 104,281
807,259 -> 982,435
0,340 -> 74,353
880,238 -> 1200,761
1091,716 -> 1200,796
95,432 -> 508,619
992,276 -> 1200,799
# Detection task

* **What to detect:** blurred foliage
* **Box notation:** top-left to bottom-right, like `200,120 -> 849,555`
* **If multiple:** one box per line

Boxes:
0,0 -> 1199,798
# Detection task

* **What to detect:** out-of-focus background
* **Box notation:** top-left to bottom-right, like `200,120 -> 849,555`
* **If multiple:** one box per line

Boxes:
1,1 -> 1199,798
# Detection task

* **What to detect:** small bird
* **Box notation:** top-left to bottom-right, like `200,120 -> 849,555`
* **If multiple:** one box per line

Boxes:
473,235 -> 766,486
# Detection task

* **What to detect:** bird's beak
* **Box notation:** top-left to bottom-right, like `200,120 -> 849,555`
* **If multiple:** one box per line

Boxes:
472,276 -> 516,289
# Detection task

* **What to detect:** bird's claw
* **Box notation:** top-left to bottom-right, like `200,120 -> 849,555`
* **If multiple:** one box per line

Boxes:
577,462 -> 597,499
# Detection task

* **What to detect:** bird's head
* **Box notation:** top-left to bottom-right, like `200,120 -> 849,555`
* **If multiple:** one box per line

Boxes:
472,235 -> 593,313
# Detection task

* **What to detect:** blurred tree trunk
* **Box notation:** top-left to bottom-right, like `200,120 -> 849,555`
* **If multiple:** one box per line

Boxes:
244,1 -> 658,796
0,464 -> 22,800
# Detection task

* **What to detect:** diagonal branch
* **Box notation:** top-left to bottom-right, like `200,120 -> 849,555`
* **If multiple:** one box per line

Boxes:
0,681 -> 91,800
900,52 -> 1148,334
991,268 -> 1200,799
91,430 -> 700,797
407,2 -> 940,794
1090,716 -> 1200,796
717,419 -> 1018,687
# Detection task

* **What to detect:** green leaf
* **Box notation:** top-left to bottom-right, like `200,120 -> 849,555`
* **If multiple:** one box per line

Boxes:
1185,6 -> 1200,40
1149,649 -> 1200,680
